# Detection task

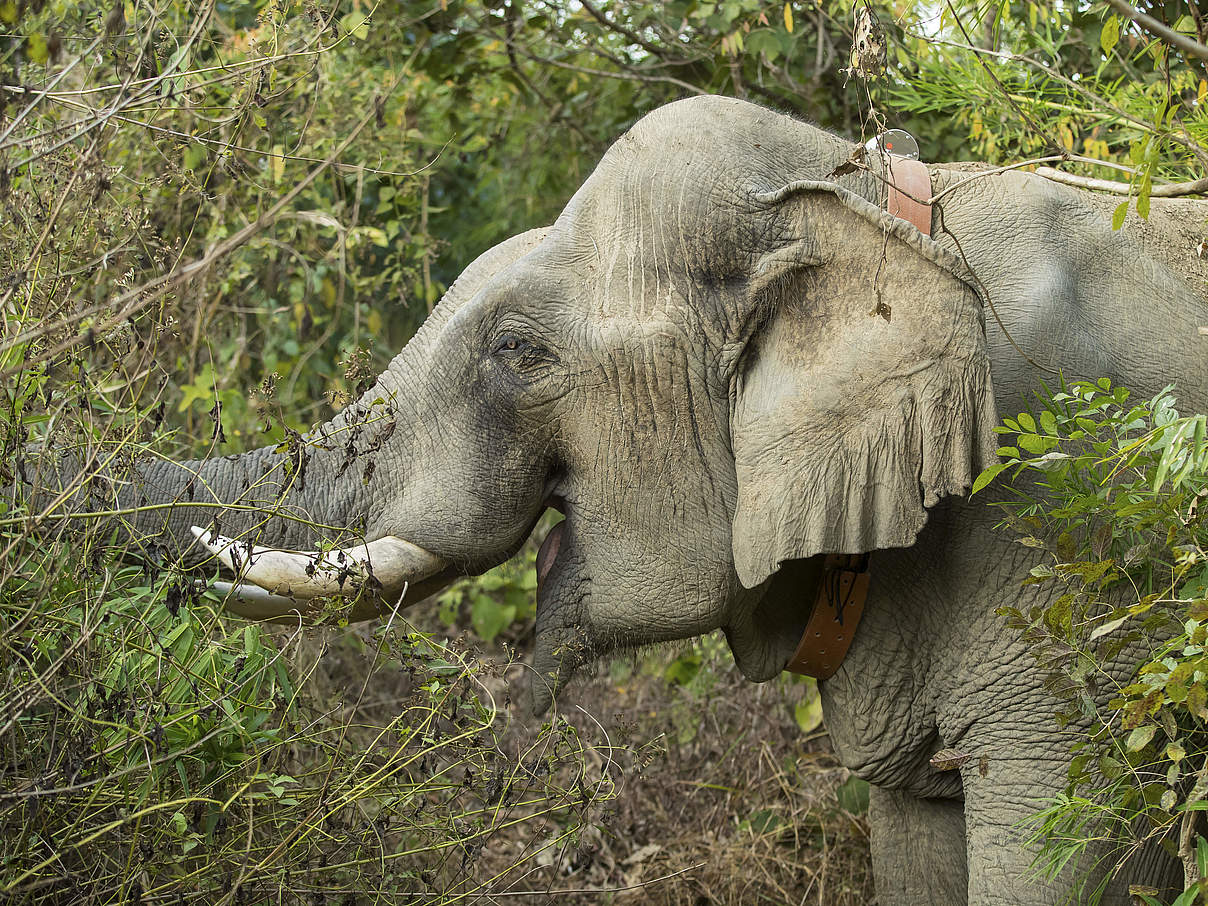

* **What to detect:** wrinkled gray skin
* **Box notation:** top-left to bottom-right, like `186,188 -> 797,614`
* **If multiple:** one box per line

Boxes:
53,96 -> 1208,903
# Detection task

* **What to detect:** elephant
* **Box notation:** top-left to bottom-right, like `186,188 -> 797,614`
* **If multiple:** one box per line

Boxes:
26,95 -> 1208,904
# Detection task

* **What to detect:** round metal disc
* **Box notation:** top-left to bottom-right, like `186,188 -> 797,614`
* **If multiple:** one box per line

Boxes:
864,129 -> 920,160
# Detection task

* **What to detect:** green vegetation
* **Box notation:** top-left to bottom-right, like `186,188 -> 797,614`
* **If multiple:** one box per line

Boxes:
2,0 -> 1207,901
0,3 -> 884,899
983,382 -> 1208,902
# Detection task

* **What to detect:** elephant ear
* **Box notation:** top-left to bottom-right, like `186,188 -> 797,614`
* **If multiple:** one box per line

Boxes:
730,181 -> 999,589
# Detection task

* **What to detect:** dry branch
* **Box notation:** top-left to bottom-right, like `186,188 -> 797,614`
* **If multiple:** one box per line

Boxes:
1036,166 -> 1208,197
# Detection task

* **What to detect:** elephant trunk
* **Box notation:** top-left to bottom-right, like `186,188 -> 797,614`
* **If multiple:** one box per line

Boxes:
22,358 -> 447,620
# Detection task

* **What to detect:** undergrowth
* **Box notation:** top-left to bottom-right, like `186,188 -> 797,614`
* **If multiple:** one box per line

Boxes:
0,3 -> 878,902
983,380 -> 1208,904
0,515 -> 620,902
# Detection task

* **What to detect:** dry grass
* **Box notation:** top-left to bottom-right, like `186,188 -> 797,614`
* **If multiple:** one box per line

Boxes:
306,615 -> 876,906
548,669 -> 873,905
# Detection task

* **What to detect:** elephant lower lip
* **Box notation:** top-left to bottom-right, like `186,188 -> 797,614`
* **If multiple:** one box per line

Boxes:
536,520 -> 565,586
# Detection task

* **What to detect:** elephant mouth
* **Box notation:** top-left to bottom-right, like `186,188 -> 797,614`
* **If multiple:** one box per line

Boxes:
529,496 -> 580,714
536,494 -> 567,586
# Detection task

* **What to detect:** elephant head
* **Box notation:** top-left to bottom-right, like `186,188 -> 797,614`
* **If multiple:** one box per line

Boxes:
63,96 -> 998,712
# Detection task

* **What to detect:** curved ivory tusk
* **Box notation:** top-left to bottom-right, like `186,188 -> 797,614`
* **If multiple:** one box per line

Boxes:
203,579 -> 306,620
190,526 -> 446,600
199,579 -> 407,624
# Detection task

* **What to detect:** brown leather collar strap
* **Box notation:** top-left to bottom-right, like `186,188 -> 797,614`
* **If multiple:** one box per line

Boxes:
784,554 -> 871,679
886,155 -> 933,236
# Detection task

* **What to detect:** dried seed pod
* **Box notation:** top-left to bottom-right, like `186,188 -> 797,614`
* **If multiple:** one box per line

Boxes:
850,3 -> 887,81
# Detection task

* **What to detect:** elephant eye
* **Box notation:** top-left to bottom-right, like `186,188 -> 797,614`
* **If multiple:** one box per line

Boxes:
488,330 -> 557,381
492,332 -> 533,356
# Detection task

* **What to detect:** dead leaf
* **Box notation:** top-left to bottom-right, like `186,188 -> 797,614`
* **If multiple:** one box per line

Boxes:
829,144 -> 868,178
624,843 -> 662,866
929,748 -> 972,772
849,4 -> 886,81
868,298 -> 891,321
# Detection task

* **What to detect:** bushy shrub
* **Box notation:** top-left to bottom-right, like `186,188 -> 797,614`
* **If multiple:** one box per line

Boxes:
983,380 -> 1208,903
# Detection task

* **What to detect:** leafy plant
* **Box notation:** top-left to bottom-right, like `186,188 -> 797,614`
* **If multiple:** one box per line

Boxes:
0,349 -> 619,903
435,536 -> 541,645
979,380 -> 1208,899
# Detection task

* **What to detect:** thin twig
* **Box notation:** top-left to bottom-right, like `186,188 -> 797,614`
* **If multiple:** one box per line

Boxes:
577,0 -> 668,59
0,34 -> 104,146
504,44 -> 706,95
927,155 -> 1070,204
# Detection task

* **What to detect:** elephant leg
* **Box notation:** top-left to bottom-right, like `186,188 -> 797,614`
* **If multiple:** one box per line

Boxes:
961,759 -> 1180,906
869,785 -> 967,906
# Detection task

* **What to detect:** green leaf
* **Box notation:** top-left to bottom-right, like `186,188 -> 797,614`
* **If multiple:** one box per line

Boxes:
1112,201 -> 1129,230
1018,434 -> 1047,455
836,775 -> 870,816
341,11 -> 370,40
1090,615 -> 1129,640
742,808 -> 782,834
664,653 -> 702,686
1126,725 -> 1156,751
1099,754 -> 1124,779
1100,15 -> 1120,54
470,594 -> 513,642
1186,684 -> 1208,721
745,30 -> 781,60
794,695 -> 823,733
26,33 -> 48,65
972,461 -> 1010,494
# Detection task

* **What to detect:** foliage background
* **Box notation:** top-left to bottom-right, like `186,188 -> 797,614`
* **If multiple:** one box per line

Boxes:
1,0 -> 1206,902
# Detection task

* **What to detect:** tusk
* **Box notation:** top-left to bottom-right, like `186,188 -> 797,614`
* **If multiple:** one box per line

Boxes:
203,579 -> 306,620
198,579 -> 409,624
190,526 -> 446,600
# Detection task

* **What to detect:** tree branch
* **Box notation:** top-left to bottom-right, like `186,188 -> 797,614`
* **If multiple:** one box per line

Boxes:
1105,0 -> 1208,62
1035,166 -> 1208,196
577,0 -> 668,59
944,0 -> 1059,154
903,29 -> 1208,164
504,45 -> 706,95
